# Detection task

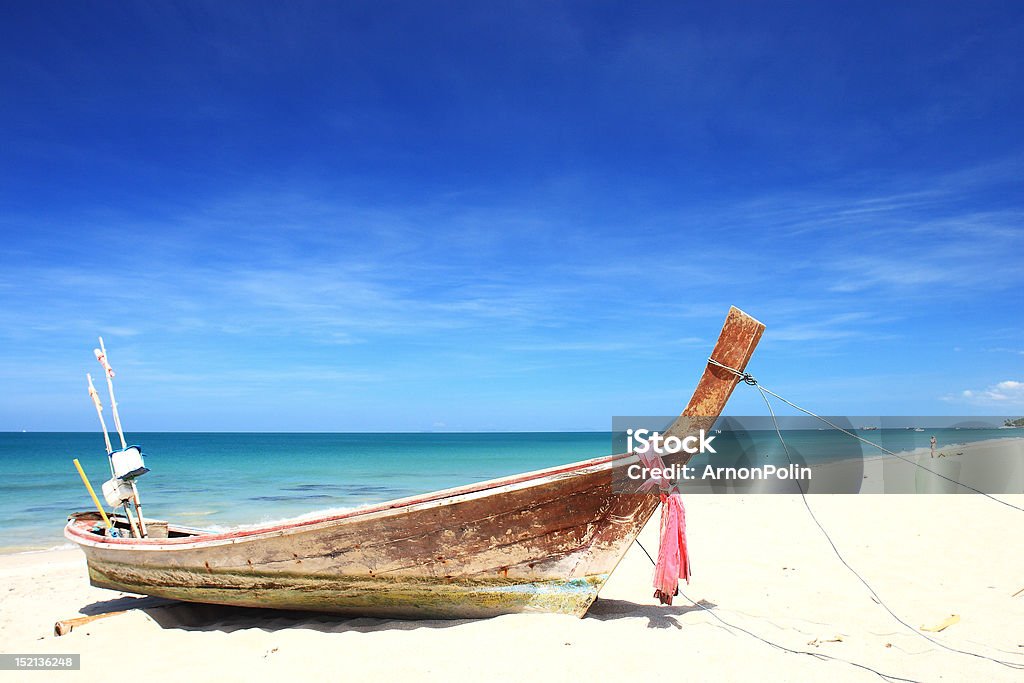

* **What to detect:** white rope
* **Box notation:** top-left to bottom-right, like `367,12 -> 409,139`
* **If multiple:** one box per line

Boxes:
706,357 -> 1023,513
705,356 -> 1024,670
633,540 -> 923,683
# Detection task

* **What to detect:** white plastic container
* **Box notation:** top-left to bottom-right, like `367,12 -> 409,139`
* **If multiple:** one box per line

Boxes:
110,446 -> 148,480
102,477 -> 135,508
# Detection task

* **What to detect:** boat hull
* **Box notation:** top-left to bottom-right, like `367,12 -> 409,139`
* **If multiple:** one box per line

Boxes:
85,554 -> 610,618
68,456 -> 654,618
65,306 -> 765,618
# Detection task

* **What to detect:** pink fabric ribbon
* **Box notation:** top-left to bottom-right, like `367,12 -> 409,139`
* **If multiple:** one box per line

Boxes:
634,442 -> 692,605
652,492 -> 691,605
636,441 -> 669,493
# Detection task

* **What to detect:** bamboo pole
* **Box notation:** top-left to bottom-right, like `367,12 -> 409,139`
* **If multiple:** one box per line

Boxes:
86,373 -> 113,455
94,338 -> 147,537
72,459 -> 115,535
130,480 -> 147,537
87,373 -> 141,539
121,501 -> 142,538
96,337 -> 126,450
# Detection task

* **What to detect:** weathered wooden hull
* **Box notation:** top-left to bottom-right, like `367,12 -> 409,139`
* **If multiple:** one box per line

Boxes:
65,307 -> 764,618
68,457 -> 650,618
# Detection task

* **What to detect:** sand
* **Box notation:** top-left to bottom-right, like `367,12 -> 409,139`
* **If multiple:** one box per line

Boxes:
2,440 -> 1023,681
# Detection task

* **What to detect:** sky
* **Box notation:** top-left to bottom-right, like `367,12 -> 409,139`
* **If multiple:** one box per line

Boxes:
1,1 -> 1022,431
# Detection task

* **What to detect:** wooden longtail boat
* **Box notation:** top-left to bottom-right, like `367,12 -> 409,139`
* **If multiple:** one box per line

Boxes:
65,307 -> 764,618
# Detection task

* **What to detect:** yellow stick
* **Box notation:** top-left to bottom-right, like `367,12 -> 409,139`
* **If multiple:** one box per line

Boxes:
72,459 -> 113,532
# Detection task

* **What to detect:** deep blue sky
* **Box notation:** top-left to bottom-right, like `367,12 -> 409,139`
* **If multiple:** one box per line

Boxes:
2,2 -> 1022,430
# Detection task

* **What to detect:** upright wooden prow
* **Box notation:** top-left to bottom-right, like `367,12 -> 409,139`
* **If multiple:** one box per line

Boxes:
666,305 -> 765,440
586,306 -> 766,610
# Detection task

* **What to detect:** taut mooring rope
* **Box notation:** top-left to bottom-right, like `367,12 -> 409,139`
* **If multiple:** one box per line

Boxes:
702,356 -> 1024,670
705,357 -> 1024,513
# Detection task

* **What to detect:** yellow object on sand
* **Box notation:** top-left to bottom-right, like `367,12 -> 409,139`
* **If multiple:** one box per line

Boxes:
72,458 -> 113,531
921,614 -> 960,632
807,636 -> 844,647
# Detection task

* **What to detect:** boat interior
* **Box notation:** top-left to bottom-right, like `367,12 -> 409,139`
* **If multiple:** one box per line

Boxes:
68,511 -> 205,540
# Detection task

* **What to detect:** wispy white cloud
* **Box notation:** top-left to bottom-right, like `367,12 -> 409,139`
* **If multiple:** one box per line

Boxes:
952,380 -> 1024,407
986,348 -> 1024,356
751,311 -> 901,345
2,157 -> 1022,428
826,260 -> 947,293
504,341 -> 634,353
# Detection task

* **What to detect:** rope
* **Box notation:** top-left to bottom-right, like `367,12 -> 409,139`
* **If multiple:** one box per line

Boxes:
706,357 -> 1023,512
634,540 -> 922,683
705,357 -> 1024,670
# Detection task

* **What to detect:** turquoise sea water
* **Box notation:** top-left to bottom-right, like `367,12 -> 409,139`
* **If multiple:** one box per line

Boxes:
1,428 -> 1020,552
0,432 -> 608,552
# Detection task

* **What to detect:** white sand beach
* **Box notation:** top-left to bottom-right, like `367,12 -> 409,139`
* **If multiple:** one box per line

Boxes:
6,3 -> 1022,681
3,491 -> 1022,682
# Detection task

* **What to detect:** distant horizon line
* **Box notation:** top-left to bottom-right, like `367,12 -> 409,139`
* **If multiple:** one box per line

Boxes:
4,429 -> 612,434
3,424 -> 1019,435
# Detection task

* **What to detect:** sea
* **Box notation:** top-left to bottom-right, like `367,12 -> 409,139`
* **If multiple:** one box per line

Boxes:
1,427 -> 1020,553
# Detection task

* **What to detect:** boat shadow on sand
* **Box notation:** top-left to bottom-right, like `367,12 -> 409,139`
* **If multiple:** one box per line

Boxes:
77,595 -> 710,633
585,598 -> 715,629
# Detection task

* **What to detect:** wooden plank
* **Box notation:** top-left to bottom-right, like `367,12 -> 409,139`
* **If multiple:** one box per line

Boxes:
54,599 -> 176,636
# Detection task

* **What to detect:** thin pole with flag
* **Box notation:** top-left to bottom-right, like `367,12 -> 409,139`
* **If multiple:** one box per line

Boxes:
94,338 -> 126,450
86,373 -> 113,457
86,372 -> 141,538
93,338 -> 147,537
